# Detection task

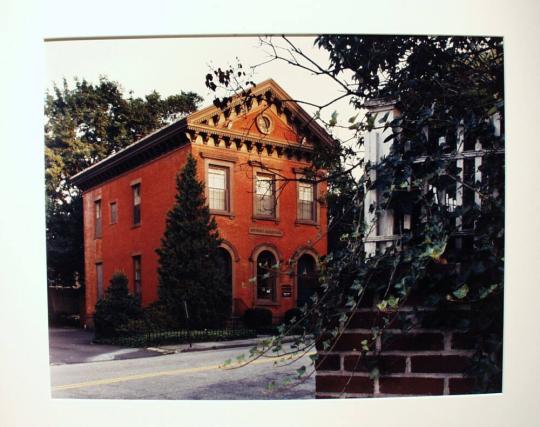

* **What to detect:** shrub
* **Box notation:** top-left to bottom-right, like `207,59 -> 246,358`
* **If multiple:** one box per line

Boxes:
143,301 -> 175,330
243,308 -> 273,330
93,272 -> 142,338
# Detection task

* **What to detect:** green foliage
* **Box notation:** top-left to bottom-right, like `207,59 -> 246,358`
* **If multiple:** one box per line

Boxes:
45,193 -> 84,287
93,272 -> 142,338
283,308 -> 302,326
45,77 -> 202,202
45,77 -> 202,287
243,308 -> 273,331
156,154 -> 231,329
141,301 -> 176,330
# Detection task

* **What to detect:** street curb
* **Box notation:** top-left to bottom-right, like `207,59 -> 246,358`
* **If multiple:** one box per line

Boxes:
148,335 -> 299,355
146,347 -> 176,355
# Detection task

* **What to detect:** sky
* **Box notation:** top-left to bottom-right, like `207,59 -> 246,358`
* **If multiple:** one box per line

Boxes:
45,36 -> 359,145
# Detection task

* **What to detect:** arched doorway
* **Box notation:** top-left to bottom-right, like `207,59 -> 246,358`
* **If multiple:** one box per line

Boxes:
216,247 -> 233,311
296,253 -> 317,308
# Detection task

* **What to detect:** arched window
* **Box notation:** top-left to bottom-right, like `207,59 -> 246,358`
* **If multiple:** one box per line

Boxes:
296,253 -> 317,308
256,250 -> 277,301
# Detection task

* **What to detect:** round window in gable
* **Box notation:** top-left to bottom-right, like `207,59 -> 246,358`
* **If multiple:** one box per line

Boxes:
256,114 -> 273,135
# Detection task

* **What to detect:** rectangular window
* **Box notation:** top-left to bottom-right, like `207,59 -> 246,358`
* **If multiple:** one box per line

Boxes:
132,184 -> 141,225
297,181 -> 316,221
208,165 -> 229,212
96,263 -> 103,299
255,174 -> 276,217
110,201 -> 117,224
94,200 -> 102,238
133,255 -> 141,296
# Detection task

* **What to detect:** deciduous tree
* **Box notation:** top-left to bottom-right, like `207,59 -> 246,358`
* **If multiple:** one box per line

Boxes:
45,77 -> 202,287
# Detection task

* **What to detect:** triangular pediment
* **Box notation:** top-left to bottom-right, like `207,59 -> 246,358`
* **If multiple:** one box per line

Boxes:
186,79 -> 333,148
72,79 -> 335,190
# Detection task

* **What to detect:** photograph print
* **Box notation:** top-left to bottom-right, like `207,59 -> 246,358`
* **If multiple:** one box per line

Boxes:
45,35 -> 504,399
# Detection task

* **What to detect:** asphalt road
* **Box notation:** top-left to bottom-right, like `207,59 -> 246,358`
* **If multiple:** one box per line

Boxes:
49,327 -> 160,364
50,344 -> 315,399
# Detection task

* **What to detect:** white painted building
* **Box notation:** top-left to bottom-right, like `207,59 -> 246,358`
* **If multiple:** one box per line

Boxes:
363,100 -> 503,256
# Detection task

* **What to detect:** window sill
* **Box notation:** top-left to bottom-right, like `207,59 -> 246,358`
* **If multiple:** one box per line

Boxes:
210,210 -> 235,219
255,300 -> 280,307
252,216 -> 279,223
131,223 -> 141,229
295,220 -> 319,227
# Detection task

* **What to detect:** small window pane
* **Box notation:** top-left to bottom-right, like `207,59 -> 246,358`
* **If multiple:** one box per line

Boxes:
133,206 -> 141,225
209,168 -> 226,189
95,201 -> 102,238
208,166 -> 228,211
96,263 -> 103,299
299,183 -> 313,201
110,202 -> 117,224
133,256 -> 141,296
133,185 -> 141,205
297,182 -> 315,221
256,175 -> 272,196
132,184 -> 141,225
256,175 -> 275,216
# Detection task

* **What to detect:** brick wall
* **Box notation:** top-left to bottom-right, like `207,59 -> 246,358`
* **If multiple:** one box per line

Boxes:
315,306 -> 476,398
81,140 -> 327,326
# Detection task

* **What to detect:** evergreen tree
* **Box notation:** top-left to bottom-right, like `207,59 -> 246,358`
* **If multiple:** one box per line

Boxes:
156,154 -> 231,328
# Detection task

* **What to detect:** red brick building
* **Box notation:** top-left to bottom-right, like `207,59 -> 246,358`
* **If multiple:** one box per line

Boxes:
72,79 -> 332,327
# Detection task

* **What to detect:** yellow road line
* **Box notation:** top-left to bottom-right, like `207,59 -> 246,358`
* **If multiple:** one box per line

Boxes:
52,353 -> 315,391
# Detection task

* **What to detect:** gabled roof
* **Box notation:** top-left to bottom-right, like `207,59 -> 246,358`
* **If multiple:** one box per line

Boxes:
186,79 -> 333,145
71,79 -> 334,190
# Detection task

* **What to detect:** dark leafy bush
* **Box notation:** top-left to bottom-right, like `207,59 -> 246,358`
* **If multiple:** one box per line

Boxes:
280,308 -> 304,335
93,272 -> 142,338
283,308 -> 302,326
116,318 -> 147,335
243,308 -> 273,330
94,328 -> 257,347
143,301 -> 176,330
